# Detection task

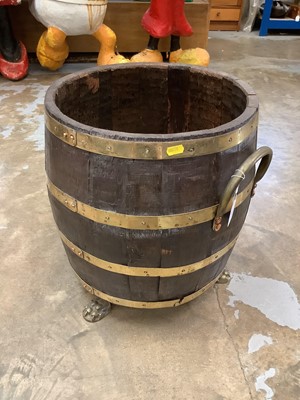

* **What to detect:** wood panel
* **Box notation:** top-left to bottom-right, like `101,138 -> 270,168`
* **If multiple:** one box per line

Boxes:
210,21 -> 240,30
210,0 -> 242,31
210,7 -> 241,21
211,0 -> 241,6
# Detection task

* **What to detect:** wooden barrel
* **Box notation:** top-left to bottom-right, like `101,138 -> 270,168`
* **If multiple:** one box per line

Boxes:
45,63 -> 272,308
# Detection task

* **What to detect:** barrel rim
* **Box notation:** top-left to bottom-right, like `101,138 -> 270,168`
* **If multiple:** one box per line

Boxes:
45,63 -> 259,143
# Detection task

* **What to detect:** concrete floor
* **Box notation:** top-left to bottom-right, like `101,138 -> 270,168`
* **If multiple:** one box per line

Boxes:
0,31 -> 300,400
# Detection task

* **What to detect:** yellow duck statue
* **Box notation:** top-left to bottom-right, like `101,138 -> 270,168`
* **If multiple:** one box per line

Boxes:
29,0 -> 128,70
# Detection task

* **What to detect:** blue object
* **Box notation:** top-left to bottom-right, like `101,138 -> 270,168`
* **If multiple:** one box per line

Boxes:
259,0 -> 300,36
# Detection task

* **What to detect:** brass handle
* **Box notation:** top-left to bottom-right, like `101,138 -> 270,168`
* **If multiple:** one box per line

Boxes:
213,146 -> 273,231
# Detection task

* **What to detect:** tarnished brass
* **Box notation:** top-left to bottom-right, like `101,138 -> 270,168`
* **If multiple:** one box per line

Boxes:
46,114 -> 77,147
213,146 -> 273,231
45,111 -> 258,160
47,181 -> 77,212
82,299 -> 111,323
60,231 -> 238,277
216,270 -> 231,284
48,179 -> 253,230
77,272 -> 222,309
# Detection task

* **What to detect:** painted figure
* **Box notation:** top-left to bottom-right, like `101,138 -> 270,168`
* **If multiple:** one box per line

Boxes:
0,1 -> 28,80
131,0 -> 210,66
29,0 -> 128,71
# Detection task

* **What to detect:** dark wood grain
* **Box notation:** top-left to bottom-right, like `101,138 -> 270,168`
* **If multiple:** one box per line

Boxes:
49,193 -> 250,267
45,64 -> 259,305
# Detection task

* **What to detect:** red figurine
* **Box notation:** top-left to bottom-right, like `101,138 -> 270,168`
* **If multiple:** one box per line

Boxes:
131,0 -> 209,65
0,1 -> 28,80
142,0 -> 193,39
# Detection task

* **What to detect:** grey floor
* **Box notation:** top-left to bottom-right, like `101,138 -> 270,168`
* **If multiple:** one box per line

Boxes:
0,31 -> 299,400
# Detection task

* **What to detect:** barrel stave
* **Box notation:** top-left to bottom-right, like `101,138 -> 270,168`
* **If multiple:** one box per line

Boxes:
46,130 -> 256,216
45,64 -> 262,307
48,191 -> 250,269
64,244 -> 230,302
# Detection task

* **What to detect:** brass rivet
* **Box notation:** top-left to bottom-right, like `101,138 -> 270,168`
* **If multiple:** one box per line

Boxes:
145,148 -> 150,154
141,221 -> 146,225
228,137 -> 232,143
188,216 -> 192,220
70,135 -> 74,140
188,147 -> 195,152
106,145 -> 112,151
64,200 -> 68,204
63,132 -> 68,138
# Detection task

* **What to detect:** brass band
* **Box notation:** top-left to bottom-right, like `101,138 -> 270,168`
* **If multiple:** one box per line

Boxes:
60,231 -> 238,277
77,272 -> 222,308
48,179 -> 253,230
45,111 -> 258,160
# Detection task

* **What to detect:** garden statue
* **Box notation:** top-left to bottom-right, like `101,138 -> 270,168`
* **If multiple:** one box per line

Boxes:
131,0 -> 210,66
29,0 -> 128,71
0,1 -> 28,80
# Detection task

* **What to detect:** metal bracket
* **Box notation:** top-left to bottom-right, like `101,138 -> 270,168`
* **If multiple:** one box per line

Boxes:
216,270 -> 231,284
82,299 -> 111,322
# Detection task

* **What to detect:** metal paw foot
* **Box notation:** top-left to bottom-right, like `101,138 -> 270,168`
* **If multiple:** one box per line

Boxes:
82,299 -> 111,323
217,270 -> 231,284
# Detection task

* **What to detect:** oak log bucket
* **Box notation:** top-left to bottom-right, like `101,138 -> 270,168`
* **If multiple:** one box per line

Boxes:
45,63 -> 272,309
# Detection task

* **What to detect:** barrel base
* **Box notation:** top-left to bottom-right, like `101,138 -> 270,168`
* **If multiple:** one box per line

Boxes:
216,270 -> 231,284
77,272 -> 222,309
82,299 -> 111,322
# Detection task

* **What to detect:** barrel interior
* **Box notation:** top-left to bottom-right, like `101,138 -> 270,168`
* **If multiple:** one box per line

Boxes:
55,66 -> 247,134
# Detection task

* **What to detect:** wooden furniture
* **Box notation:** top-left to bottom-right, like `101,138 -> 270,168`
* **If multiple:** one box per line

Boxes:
11,0 -> 210,54
210,0 -> 243,31
45,63 -> 272,308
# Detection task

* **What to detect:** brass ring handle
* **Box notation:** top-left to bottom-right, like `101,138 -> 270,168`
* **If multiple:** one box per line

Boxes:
213,146 -> 273,231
